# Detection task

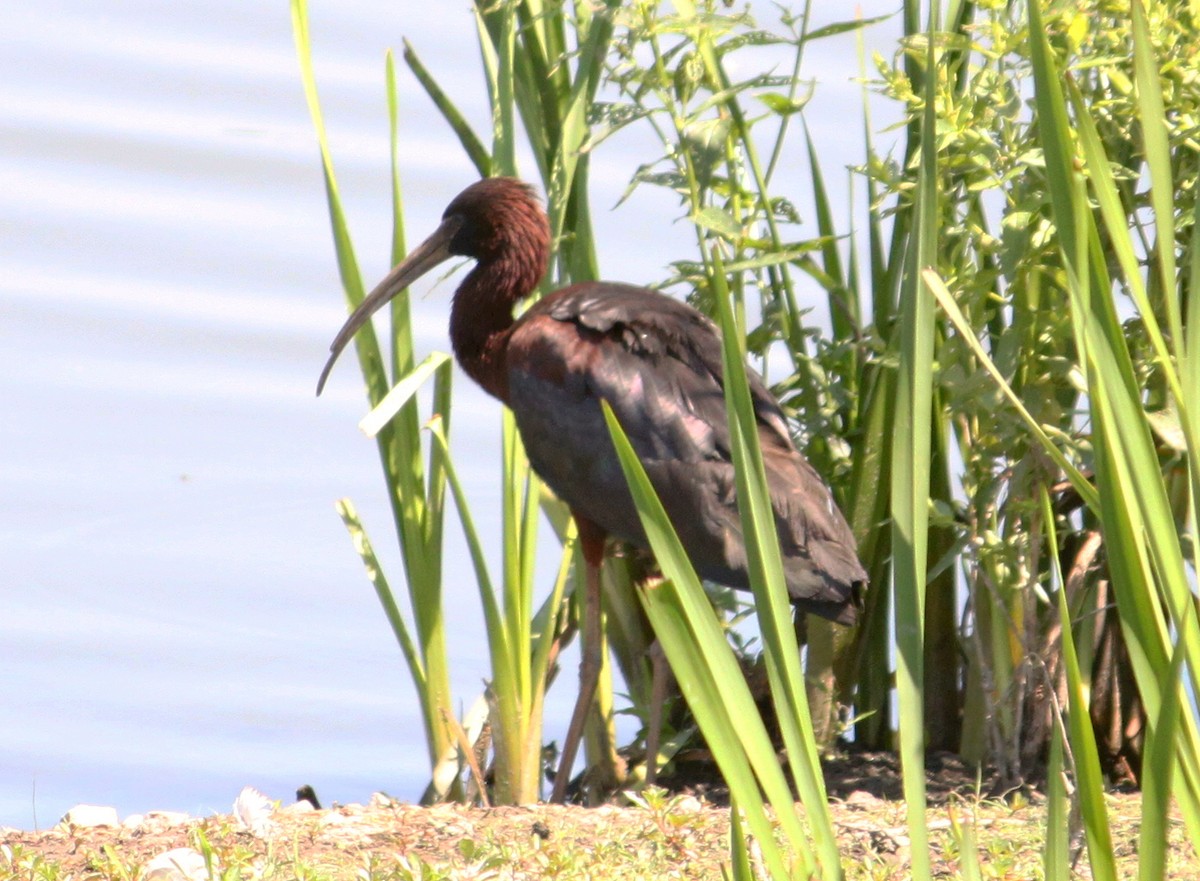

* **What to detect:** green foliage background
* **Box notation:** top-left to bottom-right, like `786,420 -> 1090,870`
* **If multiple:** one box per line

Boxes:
295,0 -> 1200,877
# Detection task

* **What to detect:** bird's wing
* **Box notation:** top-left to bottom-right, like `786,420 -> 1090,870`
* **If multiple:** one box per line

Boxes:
506,282 -> 863,614
541,282 -> 794,453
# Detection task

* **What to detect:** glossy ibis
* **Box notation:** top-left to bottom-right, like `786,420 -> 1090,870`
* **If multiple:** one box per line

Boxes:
318,177 -> 865,802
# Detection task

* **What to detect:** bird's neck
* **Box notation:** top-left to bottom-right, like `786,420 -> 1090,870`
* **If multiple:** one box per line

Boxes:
449,264 -> 525,402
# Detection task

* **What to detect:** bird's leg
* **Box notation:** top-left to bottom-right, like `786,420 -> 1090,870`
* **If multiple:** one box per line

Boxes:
550,518 -> 606,804
643,639 -> 670,788
550,558 -> 602,803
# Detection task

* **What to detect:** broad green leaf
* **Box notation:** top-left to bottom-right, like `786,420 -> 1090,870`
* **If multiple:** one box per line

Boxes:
359,352 -> 453,439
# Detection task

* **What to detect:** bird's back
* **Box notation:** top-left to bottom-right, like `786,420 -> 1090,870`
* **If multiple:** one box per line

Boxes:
505,282 -> 864,624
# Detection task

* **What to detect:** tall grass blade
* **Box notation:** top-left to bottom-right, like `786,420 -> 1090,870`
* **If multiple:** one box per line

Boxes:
1028,1 -> 1200,872
602,399 -> 828,878
1039,486 -> 1072,881
889,2 -> 939,874
291,0 -> 374,392
1189,206 -> 1200,461
1054,571 -> 1118,881
359,352 -> 453,439
426,414 -> 562,804
1130,0 -> 1183,347
726,801 -> 753,881
293,0 -> 459,793
384,50 -> 412,373
1138,609 -> 1188,881
1043,728 -> 1069,881
401,40 -> 492,178
924,272 -> 1096,507
708,250 -> 840,874
335,498 -> 424,695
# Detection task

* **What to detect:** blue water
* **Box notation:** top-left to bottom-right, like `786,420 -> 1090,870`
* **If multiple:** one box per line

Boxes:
0,0 -> 900,828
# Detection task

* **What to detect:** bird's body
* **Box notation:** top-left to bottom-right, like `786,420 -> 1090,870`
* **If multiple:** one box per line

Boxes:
318,177 -> 865,800
505,282 -> 861,623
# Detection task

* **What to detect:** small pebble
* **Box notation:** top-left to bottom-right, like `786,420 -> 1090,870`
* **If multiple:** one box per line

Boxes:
280,800 -> 315,814
144,847 -> 214,881
674,795 -> 704,813
845,789 -> 883,807
125,810 -> 192,830
59,805 -> 119,828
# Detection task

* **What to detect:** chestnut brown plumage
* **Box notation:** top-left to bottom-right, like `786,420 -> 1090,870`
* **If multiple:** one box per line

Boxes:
318,177 -> 866,801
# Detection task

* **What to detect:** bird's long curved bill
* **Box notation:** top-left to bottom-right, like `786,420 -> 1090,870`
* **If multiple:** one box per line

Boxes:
316,215 -> 462,395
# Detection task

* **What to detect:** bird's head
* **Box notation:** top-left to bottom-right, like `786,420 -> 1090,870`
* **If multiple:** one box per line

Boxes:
316,177 -> 550,395
442,177 -> 550,268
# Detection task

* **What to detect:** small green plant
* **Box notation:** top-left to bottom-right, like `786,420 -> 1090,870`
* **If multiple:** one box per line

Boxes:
86,846 -> 136,881
1,846 -> 65,881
